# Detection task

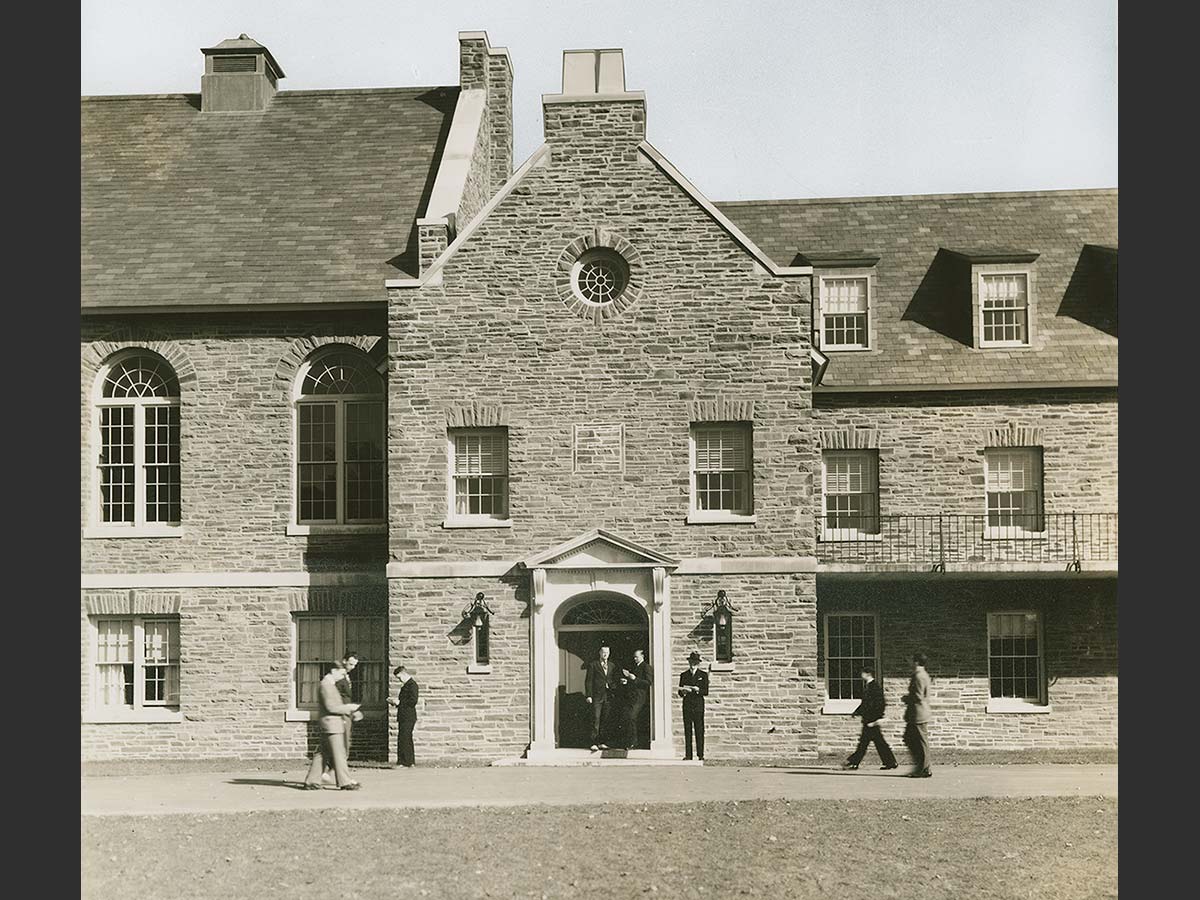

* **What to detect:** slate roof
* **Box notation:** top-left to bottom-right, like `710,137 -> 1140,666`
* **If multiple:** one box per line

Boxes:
717,189 -> 1117,390
81,86 -> 458,309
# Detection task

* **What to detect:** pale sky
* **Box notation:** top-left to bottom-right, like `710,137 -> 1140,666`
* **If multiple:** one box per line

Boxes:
81,0 -> 1117,201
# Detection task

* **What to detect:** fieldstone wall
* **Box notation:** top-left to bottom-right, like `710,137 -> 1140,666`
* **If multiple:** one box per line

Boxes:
80,584 -> 390,761
80,310 -> 387,574
814,577 -> 1117,753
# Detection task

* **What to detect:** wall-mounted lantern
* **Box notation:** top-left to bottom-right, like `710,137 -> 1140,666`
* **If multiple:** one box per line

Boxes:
704,590 -> 738,664
462,592 -> 494,666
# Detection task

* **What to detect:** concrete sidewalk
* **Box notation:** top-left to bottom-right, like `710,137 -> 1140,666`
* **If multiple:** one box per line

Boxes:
81,763 -> 1117,817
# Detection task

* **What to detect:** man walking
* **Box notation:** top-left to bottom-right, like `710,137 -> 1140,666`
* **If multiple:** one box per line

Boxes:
842,662 -> 898,770
619,648 -> 653,750
303,655 -> 362,790
388,665 -> 420,767
678,651 -> 709,761
584,645 -> 619,751
902,652 -> 933,778
322,653 -> 362,784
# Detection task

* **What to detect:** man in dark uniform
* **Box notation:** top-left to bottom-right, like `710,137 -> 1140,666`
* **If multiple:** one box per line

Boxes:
388,665 -> 420,767
842,662 -> 898,770
619,648 -> 653,750
584,645 -> 619,751
678,651 -> 709,761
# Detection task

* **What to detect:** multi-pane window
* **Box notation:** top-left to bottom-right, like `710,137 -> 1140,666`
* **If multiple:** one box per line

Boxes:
95,353 -> 181,527
820,277 -> 869,349
980,274 -> 1029,346
692,424 -> 753,515
296,350 -> 385,524
988,612 -> 1045,703
450,428 -> 509,520
294,614 -> 386,710
985,448 -> 1044,534
825,613 -> 878,700
822,450 -> 879,537
92,617 -> 180,709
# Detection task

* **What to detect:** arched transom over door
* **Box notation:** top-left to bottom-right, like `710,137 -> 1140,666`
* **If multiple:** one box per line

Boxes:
555,593 -> 650,749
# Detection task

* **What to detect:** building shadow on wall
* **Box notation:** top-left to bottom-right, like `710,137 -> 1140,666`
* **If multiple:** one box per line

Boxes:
901,249 -> 975,347
1058,245 -> 1118,337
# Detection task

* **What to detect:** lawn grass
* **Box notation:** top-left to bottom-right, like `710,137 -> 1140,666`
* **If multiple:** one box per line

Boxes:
82,797 -> 1116,900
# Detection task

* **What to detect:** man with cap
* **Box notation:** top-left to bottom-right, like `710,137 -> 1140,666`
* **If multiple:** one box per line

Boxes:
678,651 -> 710,761
388,665 -> 420,767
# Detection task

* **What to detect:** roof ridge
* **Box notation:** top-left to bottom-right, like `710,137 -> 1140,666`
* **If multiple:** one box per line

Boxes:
82,85 -> 456,103
716,187 -> 1119,206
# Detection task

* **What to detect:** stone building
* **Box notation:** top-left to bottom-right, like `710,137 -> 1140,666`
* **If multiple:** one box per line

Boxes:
80,31 -> 1117,762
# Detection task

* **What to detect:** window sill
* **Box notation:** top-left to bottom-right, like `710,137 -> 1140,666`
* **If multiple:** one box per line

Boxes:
83,525 -> 184,539
285,708 -> 388,722
983,529 -> 1046,541
987,700 -> 1052,715
709,661 -> 736,673
82,708 -> 183,724
978,343 -> 1033,350
467,663 -> 493,674
819,531 -> 883,543
819,345 -> 873,353
286,523 -> 386,536
821,699 -> 861,715
442,518 -> 512,529
686,513 -> 757,525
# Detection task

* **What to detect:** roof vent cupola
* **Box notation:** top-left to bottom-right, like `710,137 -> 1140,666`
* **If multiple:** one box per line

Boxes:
200,34 -> 285,113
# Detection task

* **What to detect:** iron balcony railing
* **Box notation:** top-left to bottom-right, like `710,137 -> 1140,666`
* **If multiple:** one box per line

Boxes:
815,513 -> 1118,570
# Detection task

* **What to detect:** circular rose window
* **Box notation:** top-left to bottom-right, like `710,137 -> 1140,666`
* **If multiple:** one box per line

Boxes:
571,248 -> 630,306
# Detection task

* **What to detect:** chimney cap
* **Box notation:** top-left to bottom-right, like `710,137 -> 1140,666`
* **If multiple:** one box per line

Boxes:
202,33 -> 285,79
561,48 -> 626,95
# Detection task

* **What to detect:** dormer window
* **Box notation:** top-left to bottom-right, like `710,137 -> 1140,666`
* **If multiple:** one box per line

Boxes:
808,255 -> 878,352
980,273 -> 1029,346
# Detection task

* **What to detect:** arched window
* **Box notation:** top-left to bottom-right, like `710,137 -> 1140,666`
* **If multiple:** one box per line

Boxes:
295,349 -> 385,525
94,352 -> 181,528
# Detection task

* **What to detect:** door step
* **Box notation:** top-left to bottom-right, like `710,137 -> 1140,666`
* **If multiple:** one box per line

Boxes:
493,749 -> 703,767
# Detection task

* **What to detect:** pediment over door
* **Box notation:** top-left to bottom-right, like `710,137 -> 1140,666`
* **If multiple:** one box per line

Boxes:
521,529 -> 679,569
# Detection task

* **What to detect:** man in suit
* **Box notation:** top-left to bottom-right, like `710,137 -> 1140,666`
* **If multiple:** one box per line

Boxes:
584,645 -> 619,751
678,651 -> 709,761
388,665 -> 420,767
619,648 -> 653,750
902,652 -> 933,778
842,662 -> 898,770
322,652 -> 363,783
303,655 -> 362,790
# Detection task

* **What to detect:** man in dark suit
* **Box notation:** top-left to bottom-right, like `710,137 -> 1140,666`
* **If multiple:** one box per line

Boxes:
619,648 -> 653,750
678,651 -> 709,761
842,662 -> 898,770
388,665 -> 420,767
584,645 -> 619,750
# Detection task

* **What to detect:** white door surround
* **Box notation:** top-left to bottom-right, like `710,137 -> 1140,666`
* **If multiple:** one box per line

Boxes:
523,529 -> 678,761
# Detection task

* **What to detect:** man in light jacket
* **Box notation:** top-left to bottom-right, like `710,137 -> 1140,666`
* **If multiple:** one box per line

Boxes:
902,652 -> 933,778
303,656 -> 362,790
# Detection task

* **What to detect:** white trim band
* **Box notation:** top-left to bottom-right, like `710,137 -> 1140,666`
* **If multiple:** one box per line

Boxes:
81,571 -> 386,589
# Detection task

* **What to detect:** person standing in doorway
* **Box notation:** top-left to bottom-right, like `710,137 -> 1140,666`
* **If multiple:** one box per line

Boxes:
842,662 -> 898,770
303,655 -> 362,790
619,648 -> 653,750
678,651 -> 709,761
902,652 -> 933,778
584,645 -> 618,751
388,665 -> 419,767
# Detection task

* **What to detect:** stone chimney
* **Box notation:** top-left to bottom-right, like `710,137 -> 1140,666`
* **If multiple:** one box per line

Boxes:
458,31 -> 513,194
200,34 -> 285,113
542,49 -> 646,155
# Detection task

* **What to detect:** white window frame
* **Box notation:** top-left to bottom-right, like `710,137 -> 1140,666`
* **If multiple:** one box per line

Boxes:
286,613 -> 388,721
82,615 -> 182,723
817,273 -> 872,351
983,447 -> 1045,539
687,422 -> 756,524
85,351 -> 184,539
444,427 -> 512,528
822,612 -> 880,714
820,450 -> 881,541
287,350 -> 387,535
973,265 -> 1036,349
986,610 -> 1050,713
